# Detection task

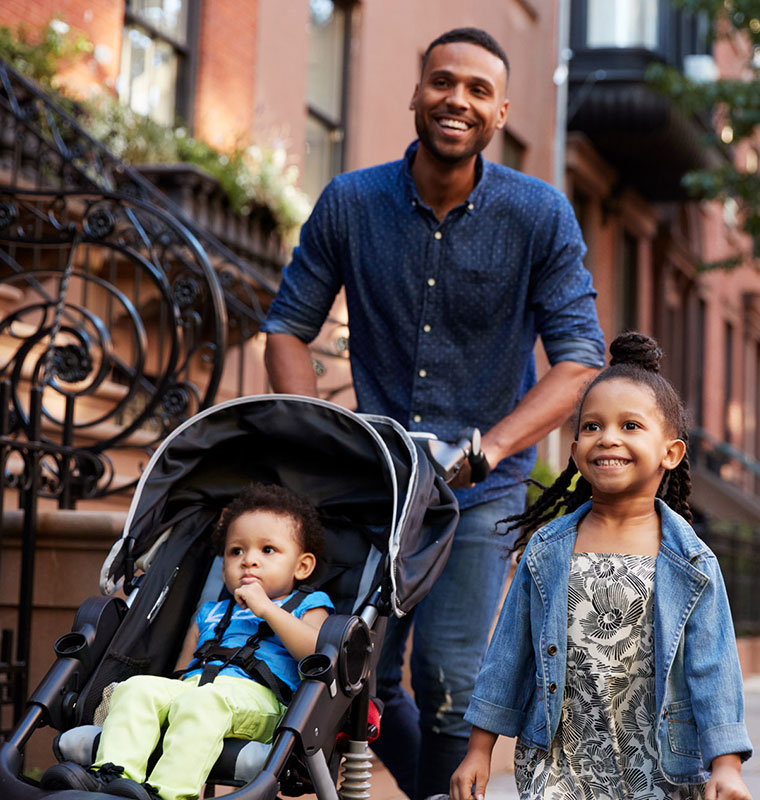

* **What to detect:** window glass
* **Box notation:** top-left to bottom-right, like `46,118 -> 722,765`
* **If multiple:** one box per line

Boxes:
119,25 -> 179,125
620,230 -> 639,331
501,130 -> 525,171
587,0 -> 659,48
128,0 -> 188,44
304,115 -> 333,201
307,0 -> 345,120
304,0 -> 350,199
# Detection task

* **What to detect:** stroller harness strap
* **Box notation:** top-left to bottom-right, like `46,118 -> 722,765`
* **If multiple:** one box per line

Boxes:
187,587 -> 313,705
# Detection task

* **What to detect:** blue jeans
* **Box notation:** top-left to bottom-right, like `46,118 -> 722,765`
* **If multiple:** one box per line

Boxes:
372,487 -> 526,800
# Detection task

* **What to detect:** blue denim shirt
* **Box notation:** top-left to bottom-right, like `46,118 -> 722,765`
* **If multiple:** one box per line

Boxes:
465,499 -> 753,784
262,141 -> 605,509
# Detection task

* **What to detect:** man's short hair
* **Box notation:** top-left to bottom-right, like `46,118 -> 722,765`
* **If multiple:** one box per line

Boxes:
421,27 -> 510,85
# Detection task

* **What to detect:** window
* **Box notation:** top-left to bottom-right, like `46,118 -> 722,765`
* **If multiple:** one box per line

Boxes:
501,130 -> 525,172
304,0 -> 351,201
755,342 -> 760,492
119,0 -> 195,126
587,0 -> 659,49
571,188 -> 593,273
695,298 -> 706,427
724,321 -> 734,443
620,231 -> 639,331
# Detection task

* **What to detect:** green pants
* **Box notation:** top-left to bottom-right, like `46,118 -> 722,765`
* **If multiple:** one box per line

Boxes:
94,673 -> 284,800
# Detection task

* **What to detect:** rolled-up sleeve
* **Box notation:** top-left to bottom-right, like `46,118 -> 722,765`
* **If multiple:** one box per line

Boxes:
465,552 -> 537,737
685,555 -> 753,767
529,193 -> 605,370
262,181 -> 344,344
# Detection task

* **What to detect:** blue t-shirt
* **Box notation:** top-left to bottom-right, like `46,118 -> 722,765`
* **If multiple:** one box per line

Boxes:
184,589 -> 334,692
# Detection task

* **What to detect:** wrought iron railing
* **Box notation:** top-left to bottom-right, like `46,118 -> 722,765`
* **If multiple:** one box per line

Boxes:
0,57 -> 351,397
0,60 -> 276,393
689,427 -> 760,501
0,189 -> 228,477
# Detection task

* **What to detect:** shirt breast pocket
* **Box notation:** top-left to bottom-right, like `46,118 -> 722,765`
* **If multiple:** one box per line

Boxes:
666,699 -> 702,759
455,268 -> 510,329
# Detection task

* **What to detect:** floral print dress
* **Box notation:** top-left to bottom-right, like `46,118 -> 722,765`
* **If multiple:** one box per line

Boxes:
514,552 -> 705,800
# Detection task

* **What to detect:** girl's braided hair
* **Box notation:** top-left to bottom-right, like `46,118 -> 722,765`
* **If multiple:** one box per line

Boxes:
501,332 -> 693,551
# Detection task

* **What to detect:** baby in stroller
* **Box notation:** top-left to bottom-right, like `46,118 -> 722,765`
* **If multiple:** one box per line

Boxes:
41,483 -> 334,800
0,394 -> 461,800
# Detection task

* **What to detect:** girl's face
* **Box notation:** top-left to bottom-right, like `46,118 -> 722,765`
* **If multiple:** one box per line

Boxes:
571,378 -> 685,502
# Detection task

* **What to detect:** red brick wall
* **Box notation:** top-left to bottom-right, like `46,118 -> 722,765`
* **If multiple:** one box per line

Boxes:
194,0 -> 258,150
0,1 -> 125,96
0,1 -> 259,148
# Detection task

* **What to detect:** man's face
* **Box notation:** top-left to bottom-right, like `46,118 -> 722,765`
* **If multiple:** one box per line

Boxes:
410,41 -> 509,165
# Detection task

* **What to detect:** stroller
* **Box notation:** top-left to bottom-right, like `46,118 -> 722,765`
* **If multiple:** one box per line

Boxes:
0,394 -> 467,800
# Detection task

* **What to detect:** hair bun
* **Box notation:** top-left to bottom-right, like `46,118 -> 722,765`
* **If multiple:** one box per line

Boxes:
609,331 -> 662,373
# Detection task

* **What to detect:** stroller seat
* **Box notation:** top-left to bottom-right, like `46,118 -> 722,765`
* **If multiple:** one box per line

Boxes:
0,395 -> 458,800
53,727 -> 272,789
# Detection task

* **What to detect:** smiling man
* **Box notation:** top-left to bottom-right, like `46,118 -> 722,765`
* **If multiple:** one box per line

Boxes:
262,28 -> 605,799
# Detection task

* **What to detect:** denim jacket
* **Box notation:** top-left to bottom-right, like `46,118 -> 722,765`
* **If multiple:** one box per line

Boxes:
465,499 -> 753,784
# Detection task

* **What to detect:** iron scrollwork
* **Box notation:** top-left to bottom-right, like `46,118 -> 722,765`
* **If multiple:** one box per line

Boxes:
0,189 -> 227,503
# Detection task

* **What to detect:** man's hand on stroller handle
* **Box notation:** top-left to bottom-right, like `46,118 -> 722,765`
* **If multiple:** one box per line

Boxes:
235,584 -> 329,661
423,427 -> 492,488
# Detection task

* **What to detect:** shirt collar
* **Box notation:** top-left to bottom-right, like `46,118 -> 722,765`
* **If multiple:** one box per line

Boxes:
402,139 -> 487,215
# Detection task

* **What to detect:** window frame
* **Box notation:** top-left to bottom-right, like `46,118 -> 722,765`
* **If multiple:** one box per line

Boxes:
121,0 -> 200,128
305,0 -> 353,192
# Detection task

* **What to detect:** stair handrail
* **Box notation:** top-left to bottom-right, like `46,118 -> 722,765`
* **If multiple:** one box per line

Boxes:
0,58 -> 279,327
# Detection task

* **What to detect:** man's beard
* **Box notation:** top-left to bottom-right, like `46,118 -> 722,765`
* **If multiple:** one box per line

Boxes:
414,109 -> 491,164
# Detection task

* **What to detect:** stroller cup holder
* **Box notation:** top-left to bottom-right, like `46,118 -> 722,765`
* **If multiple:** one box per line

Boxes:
299,653 -> 337,697
53,632 -> 91,671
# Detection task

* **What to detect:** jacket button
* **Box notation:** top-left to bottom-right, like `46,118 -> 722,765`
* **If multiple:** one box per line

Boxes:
547,645 -> 557,656
549,682 -> 557,693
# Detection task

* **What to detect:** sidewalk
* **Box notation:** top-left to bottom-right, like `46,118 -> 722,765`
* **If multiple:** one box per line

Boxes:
483,674 -> 760,800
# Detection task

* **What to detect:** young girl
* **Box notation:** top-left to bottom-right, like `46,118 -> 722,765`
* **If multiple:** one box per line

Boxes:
451,333 -> 753,800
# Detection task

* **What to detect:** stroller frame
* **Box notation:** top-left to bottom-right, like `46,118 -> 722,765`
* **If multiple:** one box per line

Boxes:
0,395 -> 459,800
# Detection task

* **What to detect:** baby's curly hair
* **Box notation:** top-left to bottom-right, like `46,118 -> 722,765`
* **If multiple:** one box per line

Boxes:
213,482 -> 325,561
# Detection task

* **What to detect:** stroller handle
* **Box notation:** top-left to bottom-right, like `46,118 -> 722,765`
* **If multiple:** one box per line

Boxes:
414,427 -> 491,485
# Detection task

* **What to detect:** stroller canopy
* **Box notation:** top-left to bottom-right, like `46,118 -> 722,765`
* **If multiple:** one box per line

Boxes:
101,395 -> 459,616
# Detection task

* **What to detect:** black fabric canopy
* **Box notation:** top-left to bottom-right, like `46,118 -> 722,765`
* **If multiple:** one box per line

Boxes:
101,395 -> 459,616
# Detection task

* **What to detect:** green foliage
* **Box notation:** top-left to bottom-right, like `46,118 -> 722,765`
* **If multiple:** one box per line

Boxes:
648,3 -> 760,264
526,458 -> 560,507
669,0 -> 760,45
0,19 -> 311,243
0,18 -> 91,88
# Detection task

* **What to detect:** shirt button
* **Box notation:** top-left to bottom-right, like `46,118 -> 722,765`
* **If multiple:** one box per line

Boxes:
418,369 -> 427,378
434,231 -> 442,240
423,324 -> 431,333
468,203 -> 474,210
413,414 -> 422,423
549,682 -> 558,693
547,644 -> 557,656
427,278 -> 436,287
